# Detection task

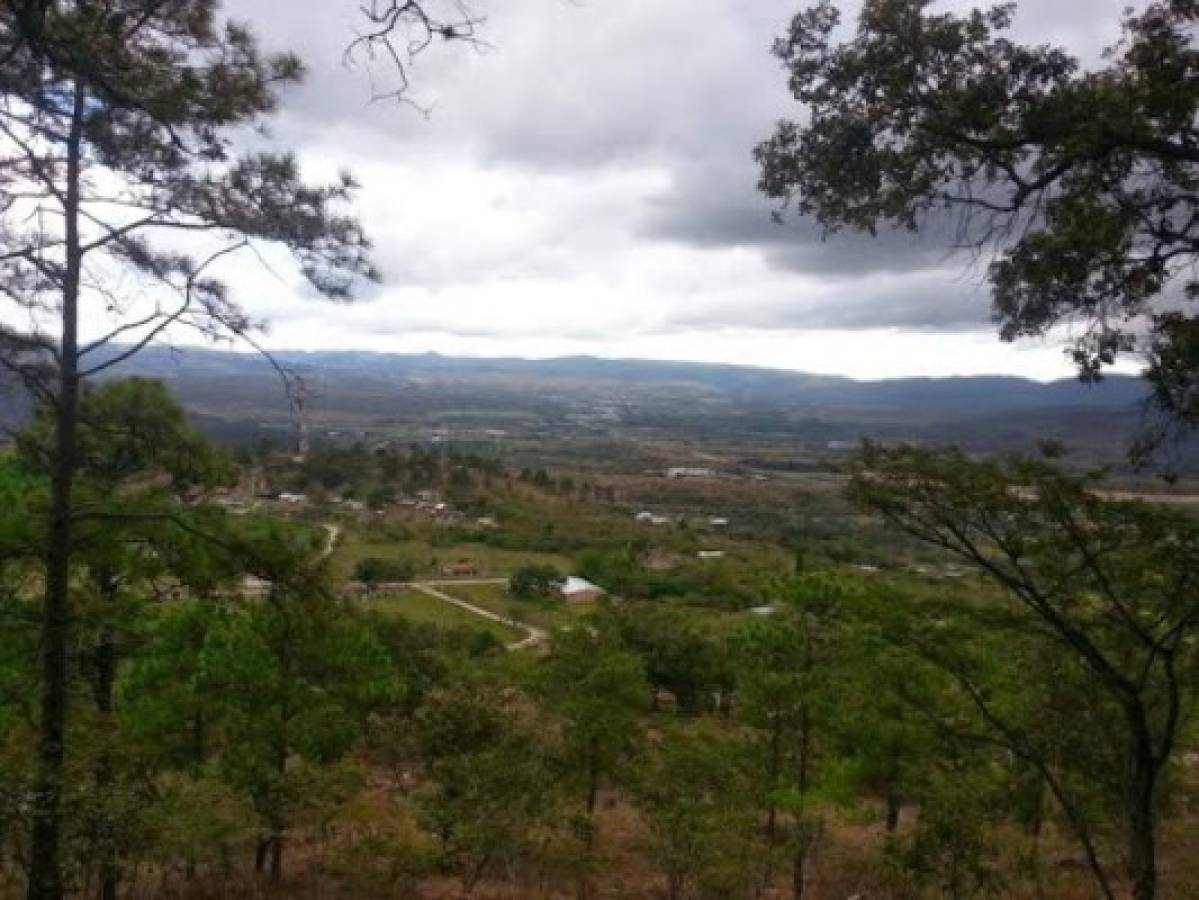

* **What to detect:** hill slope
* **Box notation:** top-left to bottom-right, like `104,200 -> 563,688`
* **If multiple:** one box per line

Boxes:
79,347 -> 1149,462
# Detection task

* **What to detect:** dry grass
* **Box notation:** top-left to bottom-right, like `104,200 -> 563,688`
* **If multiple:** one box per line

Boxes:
7,777 -> 1199,900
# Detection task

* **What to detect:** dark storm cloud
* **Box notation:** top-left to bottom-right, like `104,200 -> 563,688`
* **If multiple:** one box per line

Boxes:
639,158 -> 971,277
650,266 -> 994,333
635,0 -> 1133,286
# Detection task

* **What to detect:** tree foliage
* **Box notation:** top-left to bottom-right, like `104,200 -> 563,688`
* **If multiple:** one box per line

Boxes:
509,564 -> 563,601
633,723 -> 760,900
757,0 -> 1199,452
849,442 -> 1199,900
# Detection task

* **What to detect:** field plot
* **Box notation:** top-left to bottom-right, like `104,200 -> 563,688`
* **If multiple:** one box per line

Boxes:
331,536 -> 574,580
447,582 -> 596,632
362,589 -> 524,643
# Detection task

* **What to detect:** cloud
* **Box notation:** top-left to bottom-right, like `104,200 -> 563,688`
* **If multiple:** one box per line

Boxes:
180,0 -> 1143,377
652,267 -> 994,333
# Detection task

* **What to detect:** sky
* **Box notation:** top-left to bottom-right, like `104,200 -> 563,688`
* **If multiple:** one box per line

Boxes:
187,1 -> 1136,379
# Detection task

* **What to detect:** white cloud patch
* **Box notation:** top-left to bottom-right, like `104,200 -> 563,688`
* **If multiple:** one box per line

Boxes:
53,0 -> 1148,381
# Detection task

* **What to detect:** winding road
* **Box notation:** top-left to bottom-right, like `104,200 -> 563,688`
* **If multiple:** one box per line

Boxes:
411,581 -> 548,651
321,523 -> 546,650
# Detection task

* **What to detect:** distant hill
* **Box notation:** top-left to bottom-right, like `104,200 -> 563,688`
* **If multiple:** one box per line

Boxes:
76,346 -> 1152,464
104,346 -> 1146,411
0,346 -> 1155,463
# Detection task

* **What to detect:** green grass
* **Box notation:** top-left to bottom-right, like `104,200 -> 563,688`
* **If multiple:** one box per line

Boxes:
331,534 -> 573,580
434,543 -> 575,576
446,583 -> 595,632
330,537 -> 414,580
362,590 -> 524,643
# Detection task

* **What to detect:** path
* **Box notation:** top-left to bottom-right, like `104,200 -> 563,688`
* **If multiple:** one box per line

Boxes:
420,578 -> 508,587
320,523 -> 543,650
320,523 -> 341,560
411,582 -> 548,651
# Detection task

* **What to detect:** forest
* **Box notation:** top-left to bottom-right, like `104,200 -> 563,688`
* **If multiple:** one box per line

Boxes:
1,378 -> 1198,900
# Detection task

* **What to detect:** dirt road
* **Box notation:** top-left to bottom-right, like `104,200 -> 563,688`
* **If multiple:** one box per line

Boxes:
411,582 -> 548,651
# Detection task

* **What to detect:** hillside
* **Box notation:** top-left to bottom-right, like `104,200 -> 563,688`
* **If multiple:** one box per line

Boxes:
83,346 -> 1150,463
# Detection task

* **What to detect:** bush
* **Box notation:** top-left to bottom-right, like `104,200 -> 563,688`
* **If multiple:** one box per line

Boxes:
355,557 -> 416,585
508,565 -> 562,601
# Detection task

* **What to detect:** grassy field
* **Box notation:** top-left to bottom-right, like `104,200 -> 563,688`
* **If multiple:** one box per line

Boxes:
362,589 -> 525,643
447,582 -> 596,631
332,535 -> 574,580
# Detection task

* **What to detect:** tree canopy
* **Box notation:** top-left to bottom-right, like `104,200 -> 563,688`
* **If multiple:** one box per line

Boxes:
849,442 -> 1199,900
757,0 -> 1199,454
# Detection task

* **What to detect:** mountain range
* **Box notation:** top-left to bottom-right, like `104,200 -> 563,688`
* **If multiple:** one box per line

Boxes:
69,346 -> 1151,464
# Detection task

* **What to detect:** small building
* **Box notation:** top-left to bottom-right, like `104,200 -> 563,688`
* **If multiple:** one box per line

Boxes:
241,576 -> 272,596
666,467 -> 717,479
554,576 -> 606,605
697,550 -> 726,561
708,517 -> 729,528
278,493 -> 307,505
441,562 -> 478,578
635,511 -> 671,526
214,496 -> 248,514
374,581 -> 412,592
750,606 -> 776,617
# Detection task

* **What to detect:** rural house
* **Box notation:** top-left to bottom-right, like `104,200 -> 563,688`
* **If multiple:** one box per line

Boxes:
554,576 -> 606,604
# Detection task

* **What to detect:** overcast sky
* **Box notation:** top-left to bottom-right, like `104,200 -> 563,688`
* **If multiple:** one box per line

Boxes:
205,0 -> 1134,380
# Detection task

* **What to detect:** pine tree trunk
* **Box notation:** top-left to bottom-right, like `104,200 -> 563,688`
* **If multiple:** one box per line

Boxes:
792,844 -> 807,900
766,715 -> 781,843
885,786 -> 901,833
576,750 -> 600,900
792,651 -> 814,900
94,595 -> 118,900
28,80 -> 86,900
269,833 -> 284,883
1129,729 -> 1159,900
755,714 -> 783,898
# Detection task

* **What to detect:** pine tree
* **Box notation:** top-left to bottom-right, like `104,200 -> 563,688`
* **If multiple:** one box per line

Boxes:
0,4 -> 383,895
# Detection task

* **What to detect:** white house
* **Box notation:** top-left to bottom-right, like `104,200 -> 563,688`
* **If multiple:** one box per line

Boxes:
554,576 -> 607,604
635,511 -> 672,526
666,467 -> 716,479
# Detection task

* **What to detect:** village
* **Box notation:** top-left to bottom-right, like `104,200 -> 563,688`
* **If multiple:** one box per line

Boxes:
195,435 -> 991,665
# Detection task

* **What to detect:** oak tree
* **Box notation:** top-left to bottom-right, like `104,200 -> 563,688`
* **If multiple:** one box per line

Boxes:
758,0 -> 1199,454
